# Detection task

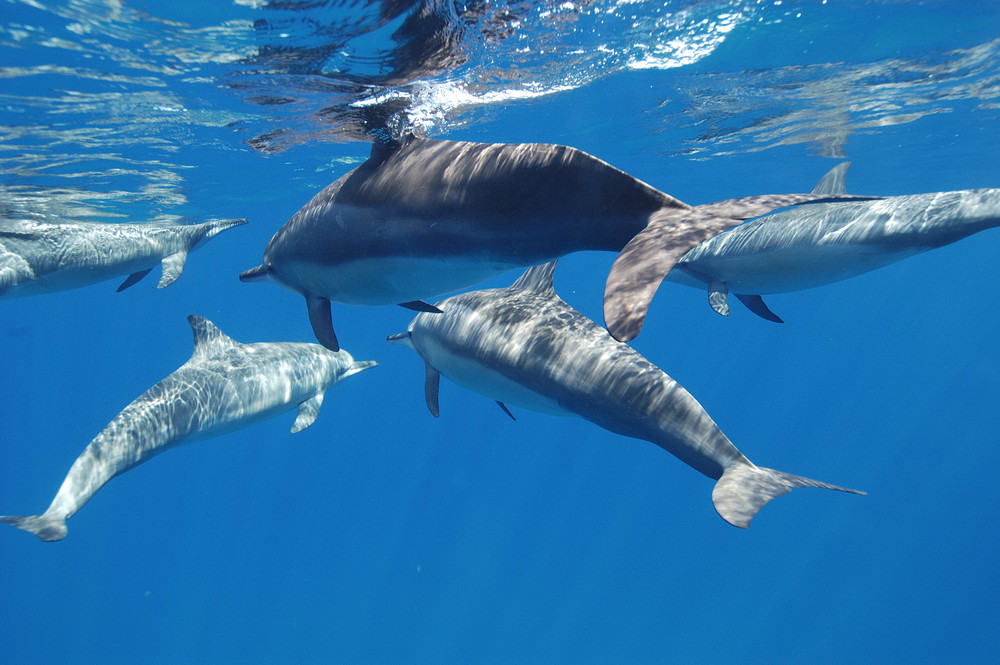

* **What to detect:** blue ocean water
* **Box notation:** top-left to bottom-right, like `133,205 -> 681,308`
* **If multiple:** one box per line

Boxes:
1,1 -> 999,662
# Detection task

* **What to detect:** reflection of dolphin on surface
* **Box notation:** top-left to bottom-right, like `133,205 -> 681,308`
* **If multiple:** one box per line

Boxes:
0,217 -> 246,299
0,315 -> 376,542
388,262 -> 864,528
241,135 -> 858,351
666,169 -> 1000,322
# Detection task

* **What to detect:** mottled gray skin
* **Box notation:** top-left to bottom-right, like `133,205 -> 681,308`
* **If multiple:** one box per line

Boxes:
0,315 -> 376,541
242,135 -> 854,351
389,263 -> 862,528
668,189 -> 1000,319
0,217 -> 246,298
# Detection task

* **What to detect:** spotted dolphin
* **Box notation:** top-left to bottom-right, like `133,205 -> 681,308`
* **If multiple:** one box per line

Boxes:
0,315 -> 376,541
0,217 -> 246,299
665,166 -> 1000,322
241,135 -> 854,351
388,262 -> 863,528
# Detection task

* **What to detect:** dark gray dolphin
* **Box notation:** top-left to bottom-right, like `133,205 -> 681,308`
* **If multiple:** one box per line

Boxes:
666,169 -> 1000,322
388,262 -> 863,528
0,217 -> 246,298
241,135 -> 858,351
0,315 -> 376,542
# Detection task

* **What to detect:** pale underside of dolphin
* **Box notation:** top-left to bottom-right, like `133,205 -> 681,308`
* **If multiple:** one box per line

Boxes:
0,315 -> 376,542
241,135 -> 868,351
388,262 -> 864,528
666,169 -> 1000,322
0,217 -> 246,299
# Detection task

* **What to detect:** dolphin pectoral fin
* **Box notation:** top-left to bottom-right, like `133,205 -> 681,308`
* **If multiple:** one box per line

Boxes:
158,250 -> 188,288
712,463 -> 865,529
734,294 -> 784,323
306,294 -> 339,352
708,280 -> 731,317
604,209 -> 743,342
496,401 -> 516,421
424,361 -> 441,418
399,300 -> 443,314
291,393 -> 325,433
116,268 -> 153,292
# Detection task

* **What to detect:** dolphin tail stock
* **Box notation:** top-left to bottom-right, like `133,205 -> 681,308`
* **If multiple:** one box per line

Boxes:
712,462 -> 865,528
0,512 -> 68,542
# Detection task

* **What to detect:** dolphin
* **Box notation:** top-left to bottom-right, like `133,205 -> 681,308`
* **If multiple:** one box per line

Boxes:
0,315 -> 376,541
240,135 -> 860,351
0,217 -> 247,299
664,167 -> 1000,322
601,162 -> 882,341
388,262 -> 863,528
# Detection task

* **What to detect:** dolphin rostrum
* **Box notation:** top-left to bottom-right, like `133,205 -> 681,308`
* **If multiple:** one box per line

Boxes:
666,167 -> 1000,322
388,262 -> 863,528
0,217 -> 247,299
241,135 -> 857,351
0,315 -> 376,541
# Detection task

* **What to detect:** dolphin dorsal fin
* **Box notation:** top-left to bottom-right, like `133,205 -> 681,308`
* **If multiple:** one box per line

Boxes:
187,315 -> 239,359
811,162 -> 851,196
511,261 -> 558,294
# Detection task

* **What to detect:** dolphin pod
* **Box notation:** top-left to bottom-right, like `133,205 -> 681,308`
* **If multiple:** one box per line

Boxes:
0,217 -> 247,298
7,133 -> 996,538
0,316 -> 376,541
668,182 -> 1000,322
388,262 -> 864,527
240,135 -> 865,351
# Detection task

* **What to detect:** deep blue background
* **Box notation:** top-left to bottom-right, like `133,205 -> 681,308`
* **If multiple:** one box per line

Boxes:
2,2 -> 999,663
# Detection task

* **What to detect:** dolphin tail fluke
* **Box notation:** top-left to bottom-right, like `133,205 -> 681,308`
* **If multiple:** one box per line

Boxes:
712,463 -> 864,528
0,513 -> 68,542
604,209 -> 742,342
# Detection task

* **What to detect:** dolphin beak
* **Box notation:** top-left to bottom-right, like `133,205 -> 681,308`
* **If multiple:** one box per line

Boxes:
239,264 -> 271,283
387,332 -> 413,348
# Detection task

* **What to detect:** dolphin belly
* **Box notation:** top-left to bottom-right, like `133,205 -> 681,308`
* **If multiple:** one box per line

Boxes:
414,334 -> 573,416
280,256 -> 524,305
682,243 -> 921,294
1,256 -> 158,298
